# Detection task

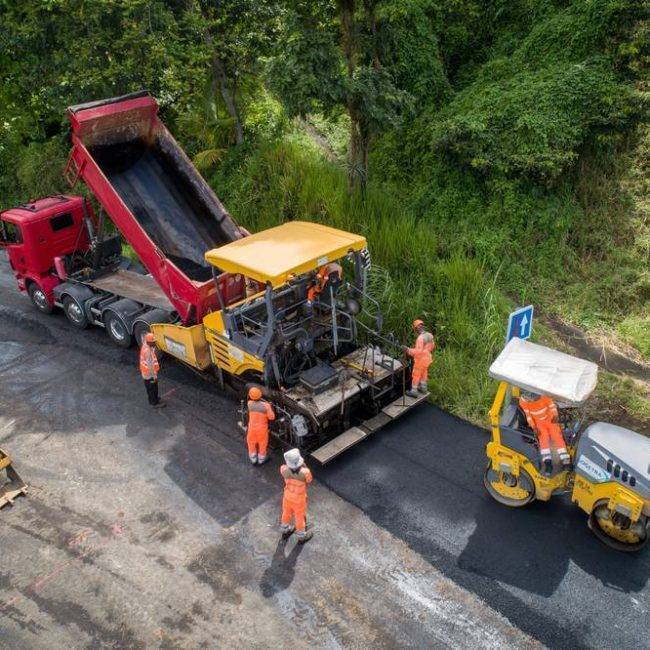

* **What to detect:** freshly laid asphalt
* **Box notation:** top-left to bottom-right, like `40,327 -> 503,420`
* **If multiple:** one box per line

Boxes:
1,254 -> 648,648
317,407 -> 649,649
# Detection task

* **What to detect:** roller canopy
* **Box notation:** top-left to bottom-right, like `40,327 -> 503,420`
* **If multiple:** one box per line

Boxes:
489,338 -> 598,406
205,221 -> 367,287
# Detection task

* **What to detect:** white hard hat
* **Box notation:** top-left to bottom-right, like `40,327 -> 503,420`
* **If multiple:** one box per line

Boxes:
284,448 -> 304,470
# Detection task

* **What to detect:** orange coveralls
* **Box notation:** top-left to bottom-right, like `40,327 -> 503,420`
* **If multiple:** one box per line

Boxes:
307,263 -> 343,303
519,395 -> 570,465
280,464 -> 313,534
247,399 -> 275,461
139,343 -> 160,380
407,331 -> 435,390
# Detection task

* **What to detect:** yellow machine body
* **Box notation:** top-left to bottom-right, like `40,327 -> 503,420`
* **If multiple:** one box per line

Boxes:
486,382 -> 571,502
572,474 -> 647,521
485,367 -> 649,550
152,317 -> 265,377
203,309 -> 265,376
152,222 -> 368,379
151,322 -> 212,371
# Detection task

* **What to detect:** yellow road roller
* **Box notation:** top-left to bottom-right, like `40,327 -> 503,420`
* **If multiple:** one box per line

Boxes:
485,337 -> 649,552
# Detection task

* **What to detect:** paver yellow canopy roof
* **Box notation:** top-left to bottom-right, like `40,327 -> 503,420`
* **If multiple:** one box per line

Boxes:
205,221 -> 367,286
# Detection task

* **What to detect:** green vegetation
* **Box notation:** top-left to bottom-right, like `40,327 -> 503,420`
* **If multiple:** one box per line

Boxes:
0,0 -> 647,426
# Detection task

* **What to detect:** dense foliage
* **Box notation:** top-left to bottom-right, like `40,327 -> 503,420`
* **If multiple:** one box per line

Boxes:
0,0 -> 647,423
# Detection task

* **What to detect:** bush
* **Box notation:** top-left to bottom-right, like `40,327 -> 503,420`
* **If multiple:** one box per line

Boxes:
432,59 -> 639,180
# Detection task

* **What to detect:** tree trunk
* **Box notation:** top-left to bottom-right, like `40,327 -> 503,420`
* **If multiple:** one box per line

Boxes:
349,110 -> 369,191
338,0 -> 368,192
211,54 -> 244,145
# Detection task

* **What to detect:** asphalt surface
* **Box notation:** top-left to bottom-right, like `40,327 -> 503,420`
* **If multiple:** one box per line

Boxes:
317,408 -> 649,649
0,254 -> 648,648
0,255 -> 535,649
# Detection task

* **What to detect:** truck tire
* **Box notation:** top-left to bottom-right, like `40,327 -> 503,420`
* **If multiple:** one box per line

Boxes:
28,283 -> 53,314
104,311 -> 133,348
133,321 -> 151,348
63,296 -> 89,329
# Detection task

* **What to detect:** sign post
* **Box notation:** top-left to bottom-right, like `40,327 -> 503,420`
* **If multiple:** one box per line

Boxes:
506,305 -> 534,343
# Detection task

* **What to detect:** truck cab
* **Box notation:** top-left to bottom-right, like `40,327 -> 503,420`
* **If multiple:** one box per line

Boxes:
0,195 -> 91,309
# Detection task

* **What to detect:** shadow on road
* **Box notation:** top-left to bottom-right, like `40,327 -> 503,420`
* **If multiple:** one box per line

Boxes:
259,537 -> 305,598
459,493 -> 648,597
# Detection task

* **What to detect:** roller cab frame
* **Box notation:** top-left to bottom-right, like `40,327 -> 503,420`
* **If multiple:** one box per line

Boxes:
485,338 -> 650,552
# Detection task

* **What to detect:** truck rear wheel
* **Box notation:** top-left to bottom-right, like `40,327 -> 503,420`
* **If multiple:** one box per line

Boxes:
28,283 -> 53,314
104,311 -> 133,348
133,321 -> 151,348
63,296 -> 89,329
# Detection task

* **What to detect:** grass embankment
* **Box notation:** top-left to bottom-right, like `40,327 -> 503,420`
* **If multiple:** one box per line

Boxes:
212,137 -> 506,422
210,130 -> 649,430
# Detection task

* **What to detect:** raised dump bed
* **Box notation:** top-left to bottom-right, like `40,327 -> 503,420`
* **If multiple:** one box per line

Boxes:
66,91 -> 244,322
91,138 -> 230,282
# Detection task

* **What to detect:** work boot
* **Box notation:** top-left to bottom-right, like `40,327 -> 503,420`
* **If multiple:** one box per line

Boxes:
406,389 -> 420,398
248,454 -> 258,465
153,401 -> 166,409
417,382 -> 428,394
281,525 -> 295,539
257,454 -> 269,465
296,530 -> 313,544
543,458 -> 553,476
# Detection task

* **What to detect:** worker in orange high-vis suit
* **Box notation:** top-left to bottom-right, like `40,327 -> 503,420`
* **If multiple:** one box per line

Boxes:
247,387 -> 275,465
406,319 -> 435,398
306,262 -> 343,305
140,333 -> 165,408
280,448 -> 313,543
519,392 -> 571,476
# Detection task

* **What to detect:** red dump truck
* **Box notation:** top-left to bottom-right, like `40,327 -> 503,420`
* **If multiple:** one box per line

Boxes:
1,91 -> 246,347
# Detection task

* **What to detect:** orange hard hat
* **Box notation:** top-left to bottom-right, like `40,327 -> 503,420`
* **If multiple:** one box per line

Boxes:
248,386 -> 262,400
145,332 -> 155,343
412,319 -> 424,330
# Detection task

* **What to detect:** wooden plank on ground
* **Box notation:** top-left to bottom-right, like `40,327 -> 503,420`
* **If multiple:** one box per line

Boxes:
0,485 -> 27,509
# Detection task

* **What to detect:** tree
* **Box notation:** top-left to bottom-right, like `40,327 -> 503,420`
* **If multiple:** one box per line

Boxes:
187,0 -> 281,145
0,0 -> 199,202
270,0 -> 445,191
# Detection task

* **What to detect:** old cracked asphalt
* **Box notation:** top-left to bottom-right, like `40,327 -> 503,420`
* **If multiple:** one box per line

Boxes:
0,255 -> 647,649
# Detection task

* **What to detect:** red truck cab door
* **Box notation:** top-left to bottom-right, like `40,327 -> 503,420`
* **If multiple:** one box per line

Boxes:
0,218 -> 26,274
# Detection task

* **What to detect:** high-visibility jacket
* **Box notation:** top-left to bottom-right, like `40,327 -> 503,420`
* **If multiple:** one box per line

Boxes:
407,331 -> 435,368
247,399 -> 275,436
139,344 -> 160,380
280,464 -> 313,505
307,263 -> 343,303
519,395 -> 558,430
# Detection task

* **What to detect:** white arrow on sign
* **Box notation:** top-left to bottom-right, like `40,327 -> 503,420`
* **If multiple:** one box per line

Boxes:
519,313 -> 528,336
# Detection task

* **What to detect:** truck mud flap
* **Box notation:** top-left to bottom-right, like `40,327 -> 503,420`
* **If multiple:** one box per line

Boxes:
311,393 -> 429,464
0,450 -> 27,509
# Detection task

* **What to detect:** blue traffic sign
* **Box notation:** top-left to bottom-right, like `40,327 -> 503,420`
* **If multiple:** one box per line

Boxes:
506,305 -> 534,342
